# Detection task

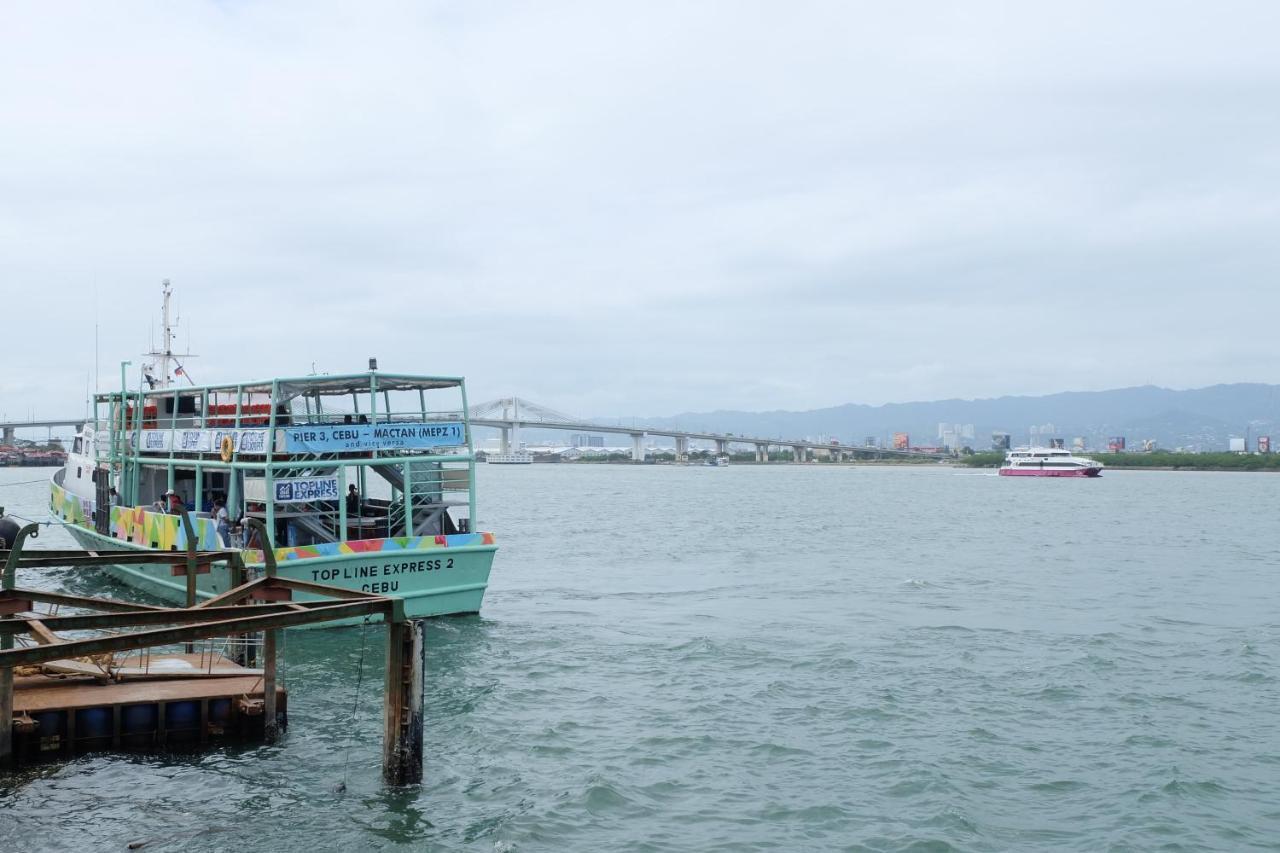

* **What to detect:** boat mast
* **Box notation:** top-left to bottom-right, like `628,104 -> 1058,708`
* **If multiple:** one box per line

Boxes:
142,280 -> 195,389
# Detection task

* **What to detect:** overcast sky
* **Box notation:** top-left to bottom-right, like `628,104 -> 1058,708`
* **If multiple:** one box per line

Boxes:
3,1 -> 1278,423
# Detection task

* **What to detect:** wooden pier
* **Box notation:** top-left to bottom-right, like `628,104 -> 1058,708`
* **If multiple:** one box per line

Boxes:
1,515 -> 426,785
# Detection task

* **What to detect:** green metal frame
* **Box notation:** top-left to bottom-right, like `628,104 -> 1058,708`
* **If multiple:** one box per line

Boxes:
86,370 -> 478,551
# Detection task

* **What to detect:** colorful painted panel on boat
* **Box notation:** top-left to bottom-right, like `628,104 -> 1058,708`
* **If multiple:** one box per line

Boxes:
245,531 -> 496,564
109,505 -> 221,550
49,480 -> 94,527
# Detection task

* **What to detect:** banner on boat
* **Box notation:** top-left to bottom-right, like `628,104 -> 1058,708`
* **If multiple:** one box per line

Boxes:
281,421 -> 465,453
134,428 -> 270,454
272,476 -> 340,504
130,424 -> 459,454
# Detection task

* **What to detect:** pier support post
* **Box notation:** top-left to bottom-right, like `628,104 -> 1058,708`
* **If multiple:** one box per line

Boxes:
1,522 -> 39,767
0,662 -> 9,768
793,446 -> 806,463
756,444 -> 768,463
499,427 -> 511,454
383,619 -> 424,786
244,518 -> 282,742
675,436 -> 688,461
263,628 -> 279,742
715,439 -> 728,456
631,433 -> 646,463
1,427 -> 13,444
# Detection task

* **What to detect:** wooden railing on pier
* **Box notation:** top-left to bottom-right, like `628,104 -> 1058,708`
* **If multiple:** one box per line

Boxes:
0,516 -> 425,785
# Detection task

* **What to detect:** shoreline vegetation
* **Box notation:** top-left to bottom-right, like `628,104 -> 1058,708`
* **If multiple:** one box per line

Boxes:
958,450 -> 1280,472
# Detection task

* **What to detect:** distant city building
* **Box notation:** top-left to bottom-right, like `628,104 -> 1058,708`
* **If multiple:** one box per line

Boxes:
892,432 -> 910,451
1108,436 -> 1126,452
864,436 -> 877,448
1030,424 -> 1057,445
939,422 -> 976,443
1071,437 -> 1086,451
1049,438 -> 1065,449
992,432 -> 1011,451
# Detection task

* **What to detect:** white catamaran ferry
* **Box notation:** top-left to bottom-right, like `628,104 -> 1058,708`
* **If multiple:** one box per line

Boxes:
999,447 -> 1103,477
49,285 -> 497,618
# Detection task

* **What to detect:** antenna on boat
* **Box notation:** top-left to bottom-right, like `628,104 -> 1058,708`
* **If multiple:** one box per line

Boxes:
142,279 -> 197,389
93,286 -> 100,398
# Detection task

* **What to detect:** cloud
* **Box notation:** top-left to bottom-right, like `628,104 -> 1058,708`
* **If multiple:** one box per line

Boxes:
2,1 -> 1278,422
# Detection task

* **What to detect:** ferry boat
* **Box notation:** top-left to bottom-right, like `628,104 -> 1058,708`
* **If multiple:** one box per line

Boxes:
486,451 -> 533,464
704,455 -> 729,467
49,285 -> 497,618
999,447 -> 1103,477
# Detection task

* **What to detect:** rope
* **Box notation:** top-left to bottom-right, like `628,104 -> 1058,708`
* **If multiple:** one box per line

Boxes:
2,512 -> 60,529
0,477 -> 55,487
337,617 -> 371,793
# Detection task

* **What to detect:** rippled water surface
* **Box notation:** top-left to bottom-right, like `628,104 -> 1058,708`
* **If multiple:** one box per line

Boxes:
2,464 -> 1278,851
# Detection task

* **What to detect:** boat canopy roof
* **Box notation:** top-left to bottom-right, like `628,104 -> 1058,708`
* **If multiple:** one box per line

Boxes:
96,371 -> 462,404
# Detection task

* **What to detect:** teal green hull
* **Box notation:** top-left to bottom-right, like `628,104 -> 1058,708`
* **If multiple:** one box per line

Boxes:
62,524 -> 496,623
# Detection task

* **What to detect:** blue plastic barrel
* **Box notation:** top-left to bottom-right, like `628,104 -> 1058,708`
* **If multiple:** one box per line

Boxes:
75,707 -> 113,741
121,703 -> 157,733
208,698 -> 232,725
34,710 -> 64,736
166,701 -> 200,729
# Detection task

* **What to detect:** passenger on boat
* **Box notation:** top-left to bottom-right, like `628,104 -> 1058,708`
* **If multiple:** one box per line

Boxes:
212,499 -> 230,541
165,491 -> 184,514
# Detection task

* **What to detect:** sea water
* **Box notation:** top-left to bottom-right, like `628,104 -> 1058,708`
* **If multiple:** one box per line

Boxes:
0,464 -> 1277,851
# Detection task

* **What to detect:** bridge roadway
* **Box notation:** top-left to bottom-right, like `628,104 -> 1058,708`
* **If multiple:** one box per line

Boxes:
0,419 -> 83,444
468,417 -> 934,462
0,416 -> 935,462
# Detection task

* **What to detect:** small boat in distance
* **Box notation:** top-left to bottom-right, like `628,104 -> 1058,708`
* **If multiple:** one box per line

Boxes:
704,455 -> 729,467
486,452 -> 534,464
999,447 -> 1103,477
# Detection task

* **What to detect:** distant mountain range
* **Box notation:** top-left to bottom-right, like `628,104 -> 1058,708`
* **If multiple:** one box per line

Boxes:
599,384 -> 1280,452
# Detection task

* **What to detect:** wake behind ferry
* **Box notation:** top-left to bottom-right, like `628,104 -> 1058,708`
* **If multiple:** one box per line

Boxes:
49,286 -> 496,618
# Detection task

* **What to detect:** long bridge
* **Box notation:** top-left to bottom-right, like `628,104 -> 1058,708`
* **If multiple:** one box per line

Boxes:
467,398 -> 934,462
0,400 -> 936,462
0,418 -> 83,445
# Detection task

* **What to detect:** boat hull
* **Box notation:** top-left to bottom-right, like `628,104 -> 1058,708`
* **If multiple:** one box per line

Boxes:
51,475 -> 497,621
999,467 -> 1102,477
60,523 -> 497,623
